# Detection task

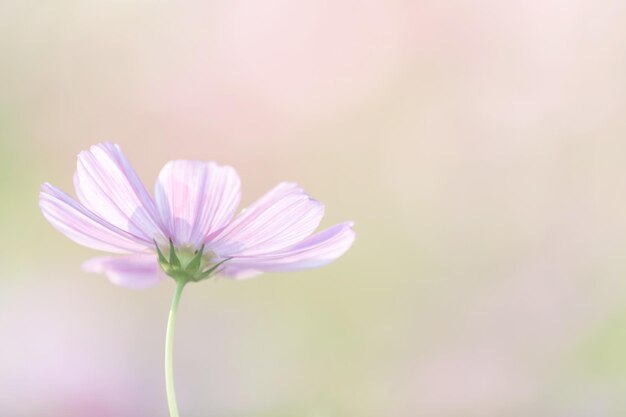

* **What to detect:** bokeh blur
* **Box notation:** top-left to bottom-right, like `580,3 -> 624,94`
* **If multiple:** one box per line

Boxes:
2,0 -> 626,416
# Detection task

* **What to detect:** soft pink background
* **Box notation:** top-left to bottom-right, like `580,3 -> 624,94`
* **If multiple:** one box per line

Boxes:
2,1 -> 626,416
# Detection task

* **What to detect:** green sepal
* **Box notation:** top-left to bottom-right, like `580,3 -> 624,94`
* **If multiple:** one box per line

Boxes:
155,239 -> 229,282
154,239 -> 170,271
168,270 -> 191,282
185,244 -> 205,274
197,257 -> 231,280
168,239 -> 181,268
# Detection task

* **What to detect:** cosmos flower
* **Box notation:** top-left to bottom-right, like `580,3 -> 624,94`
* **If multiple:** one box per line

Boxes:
39,142 -> 354,417
39,142 -> 355,288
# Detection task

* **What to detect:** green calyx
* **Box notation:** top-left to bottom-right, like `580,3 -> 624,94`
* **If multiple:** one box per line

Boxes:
155,239 -> 229,283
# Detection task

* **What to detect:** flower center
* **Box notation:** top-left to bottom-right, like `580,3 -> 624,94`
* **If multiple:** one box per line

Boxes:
154,239 -> 229,283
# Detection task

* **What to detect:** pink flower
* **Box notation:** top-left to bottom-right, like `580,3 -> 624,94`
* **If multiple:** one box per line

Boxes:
39,142 -> 355,288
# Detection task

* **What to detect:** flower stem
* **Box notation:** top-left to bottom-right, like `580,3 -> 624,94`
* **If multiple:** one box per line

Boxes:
166,279 -> 186,417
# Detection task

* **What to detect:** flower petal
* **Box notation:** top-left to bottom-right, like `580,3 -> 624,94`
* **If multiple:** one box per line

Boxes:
39,183 -> 151,253
154,160 -> 241,247
219,266 -> 263,280
220,221 -> 355,278
74,142 -> 165,243
82,254 -> 164,289
211,182 -> 325,256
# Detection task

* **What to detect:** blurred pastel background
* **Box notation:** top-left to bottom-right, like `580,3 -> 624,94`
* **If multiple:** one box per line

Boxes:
2,0 -> 626,416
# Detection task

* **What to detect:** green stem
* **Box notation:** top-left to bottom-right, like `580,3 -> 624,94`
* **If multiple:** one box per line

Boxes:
166,279 -> 186,417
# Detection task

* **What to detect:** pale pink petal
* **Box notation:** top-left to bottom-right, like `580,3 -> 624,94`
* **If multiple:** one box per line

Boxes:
39,183 -> 151,254
211,182 -> 325,256
154,160 -> 241,247
220,221 -> 355,278
219,266 -> 263,280
74,142 -> 165,243
82,254 -> 164,289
